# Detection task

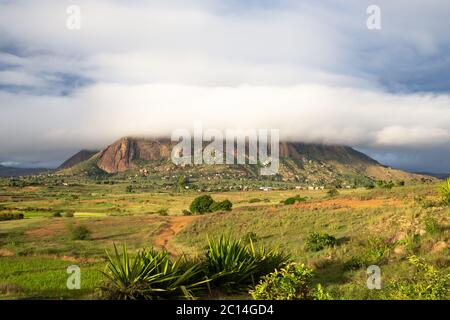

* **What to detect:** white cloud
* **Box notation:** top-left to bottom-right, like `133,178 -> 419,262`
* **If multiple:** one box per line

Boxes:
375,126 -> 450,146
0,0 -> 450,171
0,70 -> 41,86
1,83 -> 449,152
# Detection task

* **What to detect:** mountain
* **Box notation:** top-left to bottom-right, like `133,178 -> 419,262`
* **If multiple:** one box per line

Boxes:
57,150 -> 99,170
0,165 -> 48,177
97,137 -> 172,173
94,137 -> 379,174
59,137 -> 435,186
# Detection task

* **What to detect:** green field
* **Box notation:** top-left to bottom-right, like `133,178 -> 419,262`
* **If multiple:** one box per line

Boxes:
0,180 -> 448,299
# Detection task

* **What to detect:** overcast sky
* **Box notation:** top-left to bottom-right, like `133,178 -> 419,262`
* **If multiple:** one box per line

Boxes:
0,0 -> 450,172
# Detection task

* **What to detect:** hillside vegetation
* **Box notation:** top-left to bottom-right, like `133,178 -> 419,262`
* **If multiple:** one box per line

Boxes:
56,137 -> 436,190
0,179 -> 448,299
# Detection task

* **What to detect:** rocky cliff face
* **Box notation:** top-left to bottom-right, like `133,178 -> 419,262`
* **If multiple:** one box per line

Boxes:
95,138 -> 378,173
60,136 -> 434,184
93,137 -> 382,176
97,137 -> 173,173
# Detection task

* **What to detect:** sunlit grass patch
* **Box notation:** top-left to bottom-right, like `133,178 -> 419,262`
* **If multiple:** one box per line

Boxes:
0,256 -> 103,299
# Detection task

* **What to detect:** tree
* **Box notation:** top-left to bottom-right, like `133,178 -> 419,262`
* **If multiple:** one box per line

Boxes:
210,199 -> 233,212
327,189 -> 339,197
177,175 -> 188,191
189,195 -> 214,214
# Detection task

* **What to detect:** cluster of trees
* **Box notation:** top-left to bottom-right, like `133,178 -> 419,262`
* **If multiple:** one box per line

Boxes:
364,180 -> 405,189
188,195 -> 232,214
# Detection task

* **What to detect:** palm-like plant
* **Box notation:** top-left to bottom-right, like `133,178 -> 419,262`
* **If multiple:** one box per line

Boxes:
247,239 -> 290,279
101,245 -> 209,300
205,236 -> 258,290
138,248 -> 209,299
101,238 -> 289,299
205,236 -> 289,291
100,245 -> 152,299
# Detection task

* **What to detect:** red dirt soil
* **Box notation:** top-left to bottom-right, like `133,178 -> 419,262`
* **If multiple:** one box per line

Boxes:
153,216 -> 198,255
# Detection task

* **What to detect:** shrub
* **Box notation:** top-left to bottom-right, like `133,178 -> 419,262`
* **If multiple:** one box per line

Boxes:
305,233 -> 337,252
312,284 -> 333,300
384,181 -> 395,189
189,195 -> 214,214
101,245 -> 209,300
327,189 -> 339,197
424,217 -> 441,235
209,199 -> 233,212
125,185 -> 133,193
387,255 -> 449,300
64,211 -> 75,218
182,210 -> 192,216
52,212 -> 62,217
438,177 -> 450,205
365,237 -> 392,264
0,213 -> 24,221
283,195 -> 306,205
249,262 -> 314,300
403,233 -> 421,254
177,175 -> 188,189
157,208 -> 168,216
283,197 -> 296,205
70,225 -> 92,240
189,195 -> 233,214
397,180 -> 405,187
248,198 -> 261,203
376,180 -> 395,189
248,241 -> 291,280
343,256 -> 366,271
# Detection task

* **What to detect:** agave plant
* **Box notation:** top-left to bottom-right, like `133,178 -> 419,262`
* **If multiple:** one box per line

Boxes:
100,244 -> 152,300
138,248 -> 210,299
100,245 -> 210,300
438,177 -> 450,205
205,235 -> 289,291
205,236 -> 257,290
247,239 -> 290,279
101,237 -> 289,298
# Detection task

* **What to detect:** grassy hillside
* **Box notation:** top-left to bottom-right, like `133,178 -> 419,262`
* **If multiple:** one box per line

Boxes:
0,180 -> 448,299
175,185 -> 449,299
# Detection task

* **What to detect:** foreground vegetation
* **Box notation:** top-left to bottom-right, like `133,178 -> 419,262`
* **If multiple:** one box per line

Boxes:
101,237 -> 292,299
0,178 -> 448,299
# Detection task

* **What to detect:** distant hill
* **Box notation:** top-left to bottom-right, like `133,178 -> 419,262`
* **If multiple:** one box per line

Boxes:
58,137 -> 436,186
414,172 -> 448,179
0,165 -> 48,177
57,150 -> 99,170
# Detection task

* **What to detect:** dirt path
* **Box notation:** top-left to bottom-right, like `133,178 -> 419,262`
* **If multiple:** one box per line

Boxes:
153,216 -> 197,255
